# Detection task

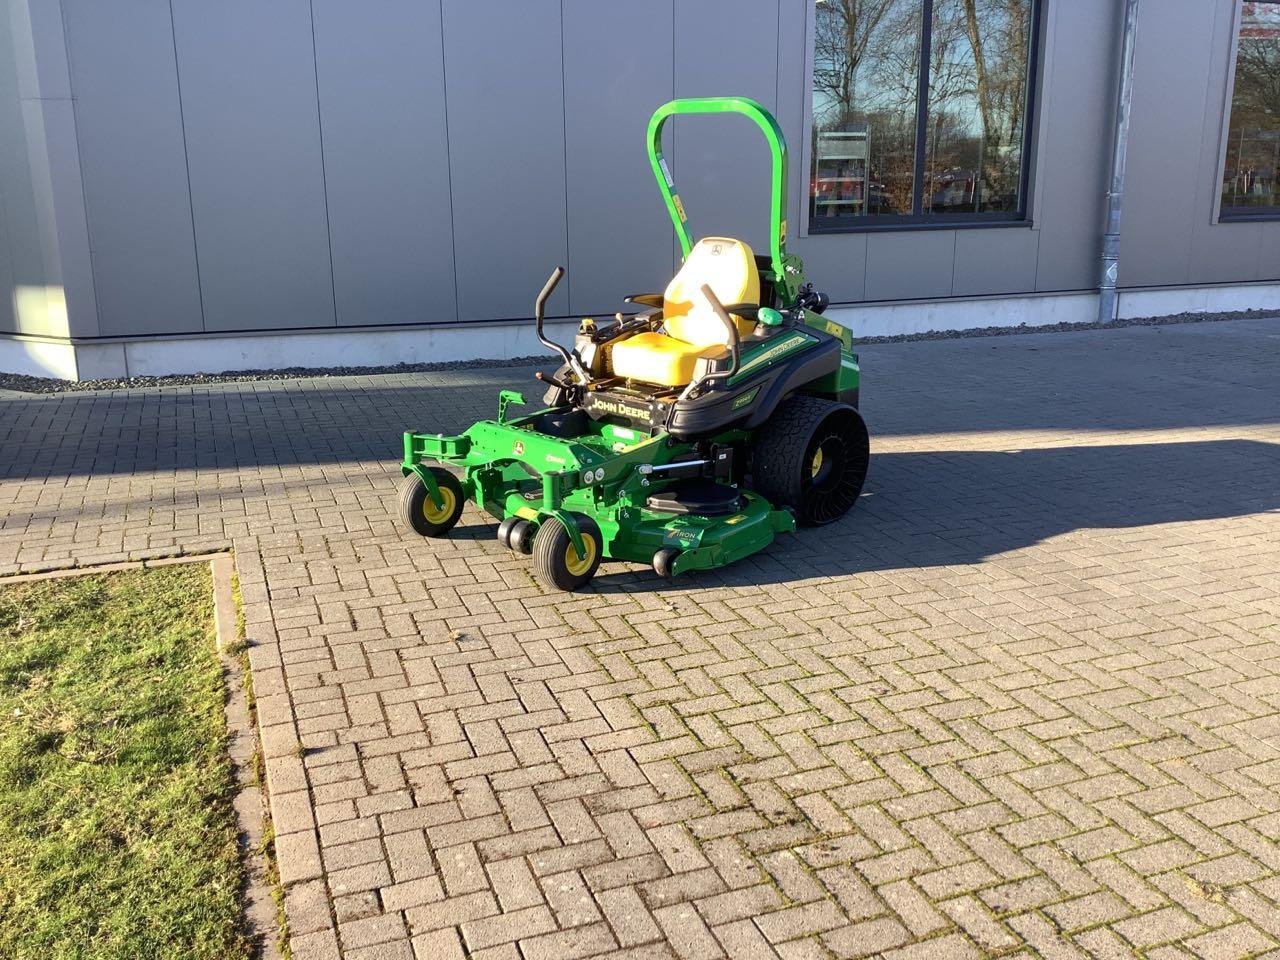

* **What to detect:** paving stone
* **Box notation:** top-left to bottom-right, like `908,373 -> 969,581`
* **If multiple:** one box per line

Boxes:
7,319 -> 1280,959
1182,922 -> 1276,960
286,879 -> 336,936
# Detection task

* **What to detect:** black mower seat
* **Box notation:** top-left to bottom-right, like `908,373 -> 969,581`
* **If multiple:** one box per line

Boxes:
645,478 -> 744,516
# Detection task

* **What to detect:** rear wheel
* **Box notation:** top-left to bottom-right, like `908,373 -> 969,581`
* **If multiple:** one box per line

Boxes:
532,515 -> 602,591
398,469 -> 465,537
752,396 -> 869,525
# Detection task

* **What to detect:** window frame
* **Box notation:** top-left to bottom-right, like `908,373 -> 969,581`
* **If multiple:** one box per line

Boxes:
802,0 -> 1045,235
1215,0 -> 1280,223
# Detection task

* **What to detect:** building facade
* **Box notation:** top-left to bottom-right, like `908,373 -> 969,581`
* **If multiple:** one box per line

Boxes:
1,0 -> 1277,380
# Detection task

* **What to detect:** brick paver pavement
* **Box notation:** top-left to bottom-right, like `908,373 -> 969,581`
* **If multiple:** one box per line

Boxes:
3,317 -> 1280,959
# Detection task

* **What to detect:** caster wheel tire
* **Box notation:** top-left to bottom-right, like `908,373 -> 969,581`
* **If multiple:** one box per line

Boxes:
509,519 -> 535,555
653,547 -> 680,580
532,514 -> 602,591
398,469 -> 465,537
752,395 -> 869,526
496,516 -> 520,549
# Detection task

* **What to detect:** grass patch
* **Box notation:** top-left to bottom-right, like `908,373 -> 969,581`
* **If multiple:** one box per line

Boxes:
0,565 -> 251,960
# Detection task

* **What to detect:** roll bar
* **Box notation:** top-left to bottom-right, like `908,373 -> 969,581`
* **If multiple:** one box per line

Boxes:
646,97 -> 798,304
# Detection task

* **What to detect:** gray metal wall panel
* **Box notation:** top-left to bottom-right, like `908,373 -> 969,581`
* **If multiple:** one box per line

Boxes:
1192,218 -> 1265,286
1186,0 -> 1266,285
29,96 -> 99,337
0,1 -> 30,333
0,0 -> 72,338
1120,0 -> 1214,288
442,0 -> 567,322
0,218 -> 13,333
562,0 -> 675,317
12,0 -> 71,99
673,0 -> 779,256
63,0 -> 202,336
10,0 -> 1279,351
1260,224 -> 1280,280
865,230 -> 956,301
1032,0 -> 1112,293
792,233 -> 868,304
171,0 -> 334,332
312,0 -> 456,327
952,228 -> 1041,298
777,0 -> 809,252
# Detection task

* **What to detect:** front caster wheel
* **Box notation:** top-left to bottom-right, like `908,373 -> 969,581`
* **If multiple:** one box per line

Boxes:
398,469 -> 465,537
532,515 -> 602,591
509,519 -> 535,555
498,517 -> 535,554
496,516 -> 520,548
652,547 -> 680,580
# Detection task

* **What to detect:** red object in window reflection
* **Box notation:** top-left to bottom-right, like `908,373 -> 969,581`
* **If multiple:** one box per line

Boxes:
1240,2 -> 1280,39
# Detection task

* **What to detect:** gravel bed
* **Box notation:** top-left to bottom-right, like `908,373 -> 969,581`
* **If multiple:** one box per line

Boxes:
0,354 -> 550,395
2,307 -> 1275,395
856,307 -> 1278,344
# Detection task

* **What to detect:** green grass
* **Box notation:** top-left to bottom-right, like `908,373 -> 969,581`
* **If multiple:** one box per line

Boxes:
0,565 -> 251,960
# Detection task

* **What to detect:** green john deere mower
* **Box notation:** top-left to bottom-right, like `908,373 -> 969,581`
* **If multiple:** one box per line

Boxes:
398,97 -> 869,591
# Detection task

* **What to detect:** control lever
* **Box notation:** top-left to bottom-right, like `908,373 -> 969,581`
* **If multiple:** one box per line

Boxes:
535,370 -> 571,391
668,286 -> 744,418
698,285 -> 741,382
533,266 -> 592,384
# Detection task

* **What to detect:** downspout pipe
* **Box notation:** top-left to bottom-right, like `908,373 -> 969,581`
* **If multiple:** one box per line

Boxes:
1099,0 -> 1141,324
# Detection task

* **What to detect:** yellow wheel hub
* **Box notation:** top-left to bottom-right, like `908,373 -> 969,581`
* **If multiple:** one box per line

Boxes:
810,448 -> 824,479
565,533 -> 597,576
422,486 -> 456,524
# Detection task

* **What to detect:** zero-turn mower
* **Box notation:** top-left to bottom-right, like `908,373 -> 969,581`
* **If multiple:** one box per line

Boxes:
398,96 -> 869,591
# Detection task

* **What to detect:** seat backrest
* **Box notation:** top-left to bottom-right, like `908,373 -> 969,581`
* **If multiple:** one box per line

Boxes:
663,237 -> 760,348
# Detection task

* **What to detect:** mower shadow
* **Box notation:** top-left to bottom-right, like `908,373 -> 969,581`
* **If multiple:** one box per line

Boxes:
589,437 -> 1280,591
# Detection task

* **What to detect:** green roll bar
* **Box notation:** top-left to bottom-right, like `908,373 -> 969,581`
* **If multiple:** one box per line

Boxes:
646,97 -> 802,305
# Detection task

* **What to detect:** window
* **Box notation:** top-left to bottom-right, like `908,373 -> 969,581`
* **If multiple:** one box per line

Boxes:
1221,2 -> 1280,220
809,0 -> 1038,231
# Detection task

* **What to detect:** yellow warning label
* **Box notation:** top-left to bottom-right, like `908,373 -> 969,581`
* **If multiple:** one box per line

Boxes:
672,194 -> 687,222
779,218 -> 787,242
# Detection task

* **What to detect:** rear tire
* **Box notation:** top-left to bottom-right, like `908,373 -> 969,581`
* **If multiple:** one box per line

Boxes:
398,469 -> 465,537
532,515 -> 602,591
751,396 -> 868,526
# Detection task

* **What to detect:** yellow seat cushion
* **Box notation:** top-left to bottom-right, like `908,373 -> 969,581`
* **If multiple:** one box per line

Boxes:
606,237 -> 760,388
609,332 -> 725,388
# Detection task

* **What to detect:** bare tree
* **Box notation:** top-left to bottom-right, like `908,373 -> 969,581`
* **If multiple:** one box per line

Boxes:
1232,36 -> 1280,130
813,0 -> 900,125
